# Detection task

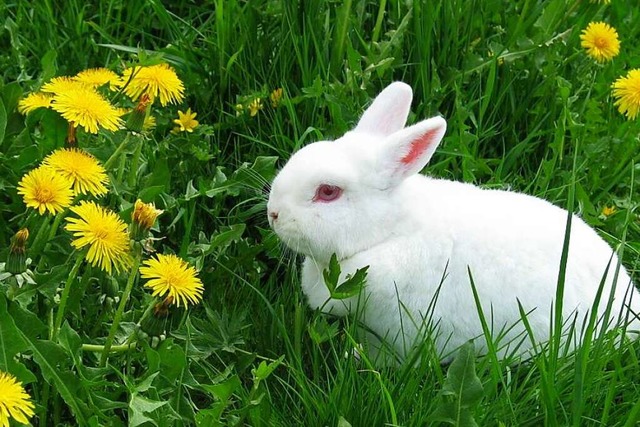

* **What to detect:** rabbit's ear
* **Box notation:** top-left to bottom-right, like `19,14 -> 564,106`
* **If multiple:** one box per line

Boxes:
378,116 -> 446,185
354,82 -> 413,136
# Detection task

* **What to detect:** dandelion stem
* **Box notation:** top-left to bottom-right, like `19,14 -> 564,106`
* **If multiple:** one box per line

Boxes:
36,208 -> 70,270
104,133 -> 132,170
128,138 -> 143,187
29,215 -> 52,261
100,243 -> 142,367
136,297 -> 157,329
52,255 -> 84,340
82,342 -> 136,353
47,209 -> 66,244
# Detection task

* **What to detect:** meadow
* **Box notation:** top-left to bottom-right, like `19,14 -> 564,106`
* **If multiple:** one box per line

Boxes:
1,0 -> 640,425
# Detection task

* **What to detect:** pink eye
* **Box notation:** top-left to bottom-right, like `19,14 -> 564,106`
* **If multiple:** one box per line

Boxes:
313,184 -> 343,202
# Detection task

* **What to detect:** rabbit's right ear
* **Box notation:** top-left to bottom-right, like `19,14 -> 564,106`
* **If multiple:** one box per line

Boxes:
354,82 -> 413,136
376,116 -> 447,187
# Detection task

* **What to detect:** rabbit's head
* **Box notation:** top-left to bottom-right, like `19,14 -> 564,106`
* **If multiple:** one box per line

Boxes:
267,82 -> 447,262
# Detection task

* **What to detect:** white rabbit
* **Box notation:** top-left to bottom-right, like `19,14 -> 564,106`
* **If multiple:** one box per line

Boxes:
267,81 -> 640,363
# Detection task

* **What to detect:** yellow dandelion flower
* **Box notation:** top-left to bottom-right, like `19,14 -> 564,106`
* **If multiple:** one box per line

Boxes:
0,370 -> 35,427
51,86 -> 124,133
601,206 -> 617,217
580,22 -> 620,63
18,92 -> 54,114
612,69 -> 640,120
132,199 -> 163,230
173,108 -> 199,132
41,76 -> 86,94
17,166 -> 73,215
65,201 -> 131,274
140,254 -> 204,307
121,63 -> 185,106
270,88 -> 283,108
74,68 -> 122,90
42,148 -> 109,196
248,98 -> 263,117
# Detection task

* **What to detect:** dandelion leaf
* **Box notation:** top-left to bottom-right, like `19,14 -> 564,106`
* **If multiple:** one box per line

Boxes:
429,340 -> 484,427
0,294 -> 29,373
129,393 -> 168,427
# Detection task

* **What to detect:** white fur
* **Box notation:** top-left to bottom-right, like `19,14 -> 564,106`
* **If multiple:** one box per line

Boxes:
267,82 -> 640,361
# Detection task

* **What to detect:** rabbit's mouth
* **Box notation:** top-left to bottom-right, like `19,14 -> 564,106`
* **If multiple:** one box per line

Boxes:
270,219 -> 311,255
276,233 -> 315,258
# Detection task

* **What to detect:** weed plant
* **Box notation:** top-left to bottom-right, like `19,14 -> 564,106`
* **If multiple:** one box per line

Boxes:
1,0 -> 640,426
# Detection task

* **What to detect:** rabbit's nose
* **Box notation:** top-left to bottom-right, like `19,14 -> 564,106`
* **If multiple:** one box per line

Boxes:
268,210 -> 279,222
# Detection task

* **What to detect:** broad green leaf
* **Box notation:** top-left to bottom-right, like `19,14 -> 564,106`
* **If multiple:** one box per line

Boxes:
129,394 -> 168,427
208,224 -> 245,249
442,342 -> 484,403
232,156 -> 278,187
185,179 -> 199,200
138,185 -> 167,201
201,375 -> 242,402
158,342 -> 187,383
196,224 -> 246,257
195,407 -> 225,426
144,340 -> 162,373
0,294 -> 28,371
204,157 -> 277,199
57,322 -> 83,365
142,156 -> 170,189
252,355 -> 284,383
40,49 -> 58,81
26,339 -> 90,424
203,167 -> 229,198
322,255 -> 368,300
6,298 -> 88,424
322,253 -> 341,294
7,296 -> 47,339
430,341 -> 484,427
2,82 -> 23,113
135,372 -> 160,393
332,266 -> 368,300
533,0 -> 565,38
338,416 -> 353,427
38,108 -> 68,152
443,341 -> 483,406
308,317 -> 340,344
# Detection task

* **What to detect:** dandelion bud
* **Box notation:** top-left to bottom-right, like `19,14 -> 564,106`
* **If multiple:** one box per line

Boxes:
153,296 -> 173,318
131,199 -> 163,240
126,93 -> 152,132
66,122 -> 78,147
7,228 -> 29,274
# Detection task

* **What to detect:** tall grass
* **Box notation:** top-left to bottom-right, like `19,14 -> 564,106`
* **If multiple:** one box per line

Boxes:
1,0 -> 640,425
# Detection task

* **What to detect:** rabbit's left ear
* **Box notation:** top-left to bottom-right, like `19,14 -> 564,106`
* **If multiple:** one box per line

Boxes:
354,82 -> 413,136
377,116 -> 447,186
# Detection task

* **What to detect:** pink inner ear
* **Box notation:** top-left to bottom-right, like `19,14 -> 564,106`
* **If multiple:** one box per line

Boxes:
400,128 -> 439,165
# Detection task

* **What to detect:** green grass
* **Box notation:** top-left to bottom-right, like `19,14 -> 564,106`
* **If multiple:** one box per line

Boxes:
1,0 -> 640,426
